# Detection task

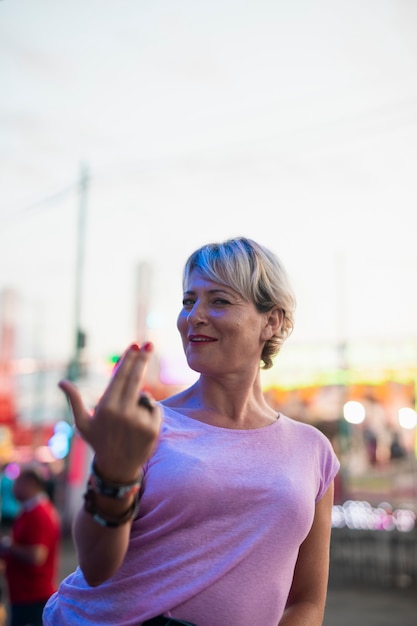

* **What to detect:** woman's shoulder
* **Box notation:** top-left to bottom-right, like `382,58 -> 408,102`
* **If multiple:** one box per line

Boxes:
158,391 -> 194,426
160,384 -> 195,410
280,415 -> 339,477
280,413 -> 334,445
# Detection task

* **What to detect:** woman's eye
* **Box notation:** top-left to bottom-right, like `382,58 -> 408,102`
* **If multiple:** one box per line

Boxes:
182,298 -> 194,307
212,298 -> 230,305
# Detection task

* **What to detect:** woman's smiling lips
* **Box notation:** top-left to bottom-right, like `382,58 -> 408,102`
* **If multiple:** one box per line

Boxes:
188,334 -> 217,343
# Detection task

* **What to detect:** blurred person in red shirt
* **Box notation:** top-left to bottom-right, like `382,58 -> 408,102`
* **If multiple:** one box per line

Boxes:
0,465 -> 61,626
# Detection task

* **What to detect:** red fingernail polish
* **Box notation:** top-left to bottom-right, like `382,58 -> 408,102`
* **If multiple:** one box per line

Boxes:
131,343 -> 140,351
143,341 -> 153,352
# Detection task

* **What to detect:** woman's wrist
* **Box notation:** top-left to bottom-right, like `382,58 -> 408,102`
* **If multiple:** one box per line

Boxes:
90,456 -> 143,498
82,456 -> 143,528
83,489 -> 139,528
91,491 -> 137,515
92,456 -> 143,486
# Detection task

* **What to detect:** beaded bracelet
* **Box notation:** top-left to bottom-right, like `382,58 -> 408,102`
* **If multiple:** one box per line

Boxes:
83,487 -> 140,528
88,457 -> 143,499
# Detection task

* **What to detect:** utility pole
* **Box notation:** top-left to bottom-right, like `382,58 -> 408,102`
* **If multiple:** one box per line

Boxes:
67,164 -> 89,382
135,261 -> 152,343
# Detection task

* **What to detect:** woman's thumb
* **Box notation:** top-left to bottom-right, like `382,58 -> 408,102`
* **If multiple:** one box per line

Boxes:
58,379 -> 89,433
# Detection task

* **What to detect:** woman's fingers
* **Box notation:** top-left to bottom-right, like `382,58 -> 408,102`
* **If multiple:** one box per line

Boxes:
101,343 -> 150,406
58,379 -> 91,437
137,392 -> 156,412
57,343 -> 160,479
123,343 -> 154,403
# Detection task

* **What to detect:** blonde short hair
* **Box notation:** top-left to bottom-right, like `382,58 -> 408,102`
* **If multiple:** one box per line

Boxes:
183,237 -> 296,369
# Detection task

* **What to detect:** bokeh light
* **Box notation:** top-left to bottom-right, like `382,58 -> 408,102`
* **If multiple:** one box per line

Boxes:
47,420 -> 74,460
398,407 -> 417,430
343,401 -> 366,425
332,500 -> 416,532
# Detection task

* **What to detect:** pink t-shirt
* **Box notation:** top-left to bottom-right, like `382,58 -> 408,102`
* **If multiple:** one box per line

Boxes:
44,407 -> 339,626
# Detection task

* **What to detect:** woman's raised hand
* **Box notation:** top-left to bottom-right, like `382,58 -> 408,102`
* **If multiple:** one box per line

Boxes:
59,343 -> 161,483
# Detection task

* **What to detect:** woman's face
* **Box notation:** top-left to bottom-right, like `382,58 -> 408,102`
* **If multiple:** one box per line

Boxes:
177,270 -> 272,377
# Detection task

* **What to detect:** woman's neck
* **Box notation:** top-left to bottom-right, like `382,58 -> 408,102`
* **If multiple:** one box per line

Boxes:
164,375 -> 277,429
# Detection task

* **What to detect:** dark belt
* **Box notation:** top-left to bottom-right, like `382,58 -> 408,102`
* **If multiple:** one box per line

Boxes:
142,617 -> 196,626
142,618 -> 169,626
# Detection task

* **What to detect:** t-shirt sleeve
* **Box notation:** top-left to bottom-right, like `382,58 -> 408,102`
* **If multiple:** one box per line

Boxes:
315,434 -> 340,503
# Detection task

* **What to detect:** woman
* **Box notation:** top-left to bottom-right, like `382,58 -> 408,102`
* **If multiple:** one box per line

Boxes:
44,237 -> 339,626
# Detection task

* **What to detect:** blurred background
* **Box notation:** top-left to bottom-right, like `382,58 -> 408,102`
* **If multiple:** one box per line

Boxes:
1,0 -> 417,598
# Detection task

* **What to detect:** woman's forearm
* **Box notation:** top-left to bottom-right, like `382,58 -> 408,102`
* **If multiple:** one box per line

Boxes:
73,496 -> 135,586
278,600 -> 325,626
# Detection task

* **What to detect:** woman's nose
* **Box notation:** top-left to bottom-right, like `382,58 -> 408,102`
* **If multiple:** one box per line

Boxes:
187,301 -> 206,325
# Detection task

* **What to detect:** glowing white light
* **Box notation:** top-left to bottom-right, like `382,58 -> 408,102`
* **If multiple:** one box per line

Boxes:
54,420 -> 73,437
343,401 -> 365,424
398,407 -> 417,430
48,421 -> 73,459
332,501 -> 415,532
48,433 -> 70,459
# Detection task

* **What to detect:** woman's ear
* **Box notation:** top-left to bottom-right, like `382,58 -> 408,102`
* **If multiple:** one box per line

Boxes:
261,307 -> 284,341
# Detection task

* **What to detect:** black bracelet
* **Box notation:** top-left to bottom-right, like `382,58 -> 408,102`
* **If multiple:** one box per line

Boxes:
83,487 -> 140,528
89,457 -> 143,499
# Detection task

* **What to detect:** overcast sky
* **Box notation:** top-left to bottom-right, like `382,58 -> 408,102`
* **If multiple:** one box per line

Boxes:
1,0 -> 417,385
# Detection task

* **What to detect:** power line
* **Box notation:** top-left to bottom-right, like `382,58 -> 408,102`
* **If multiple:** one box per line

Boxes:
0,181 -> 80,226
